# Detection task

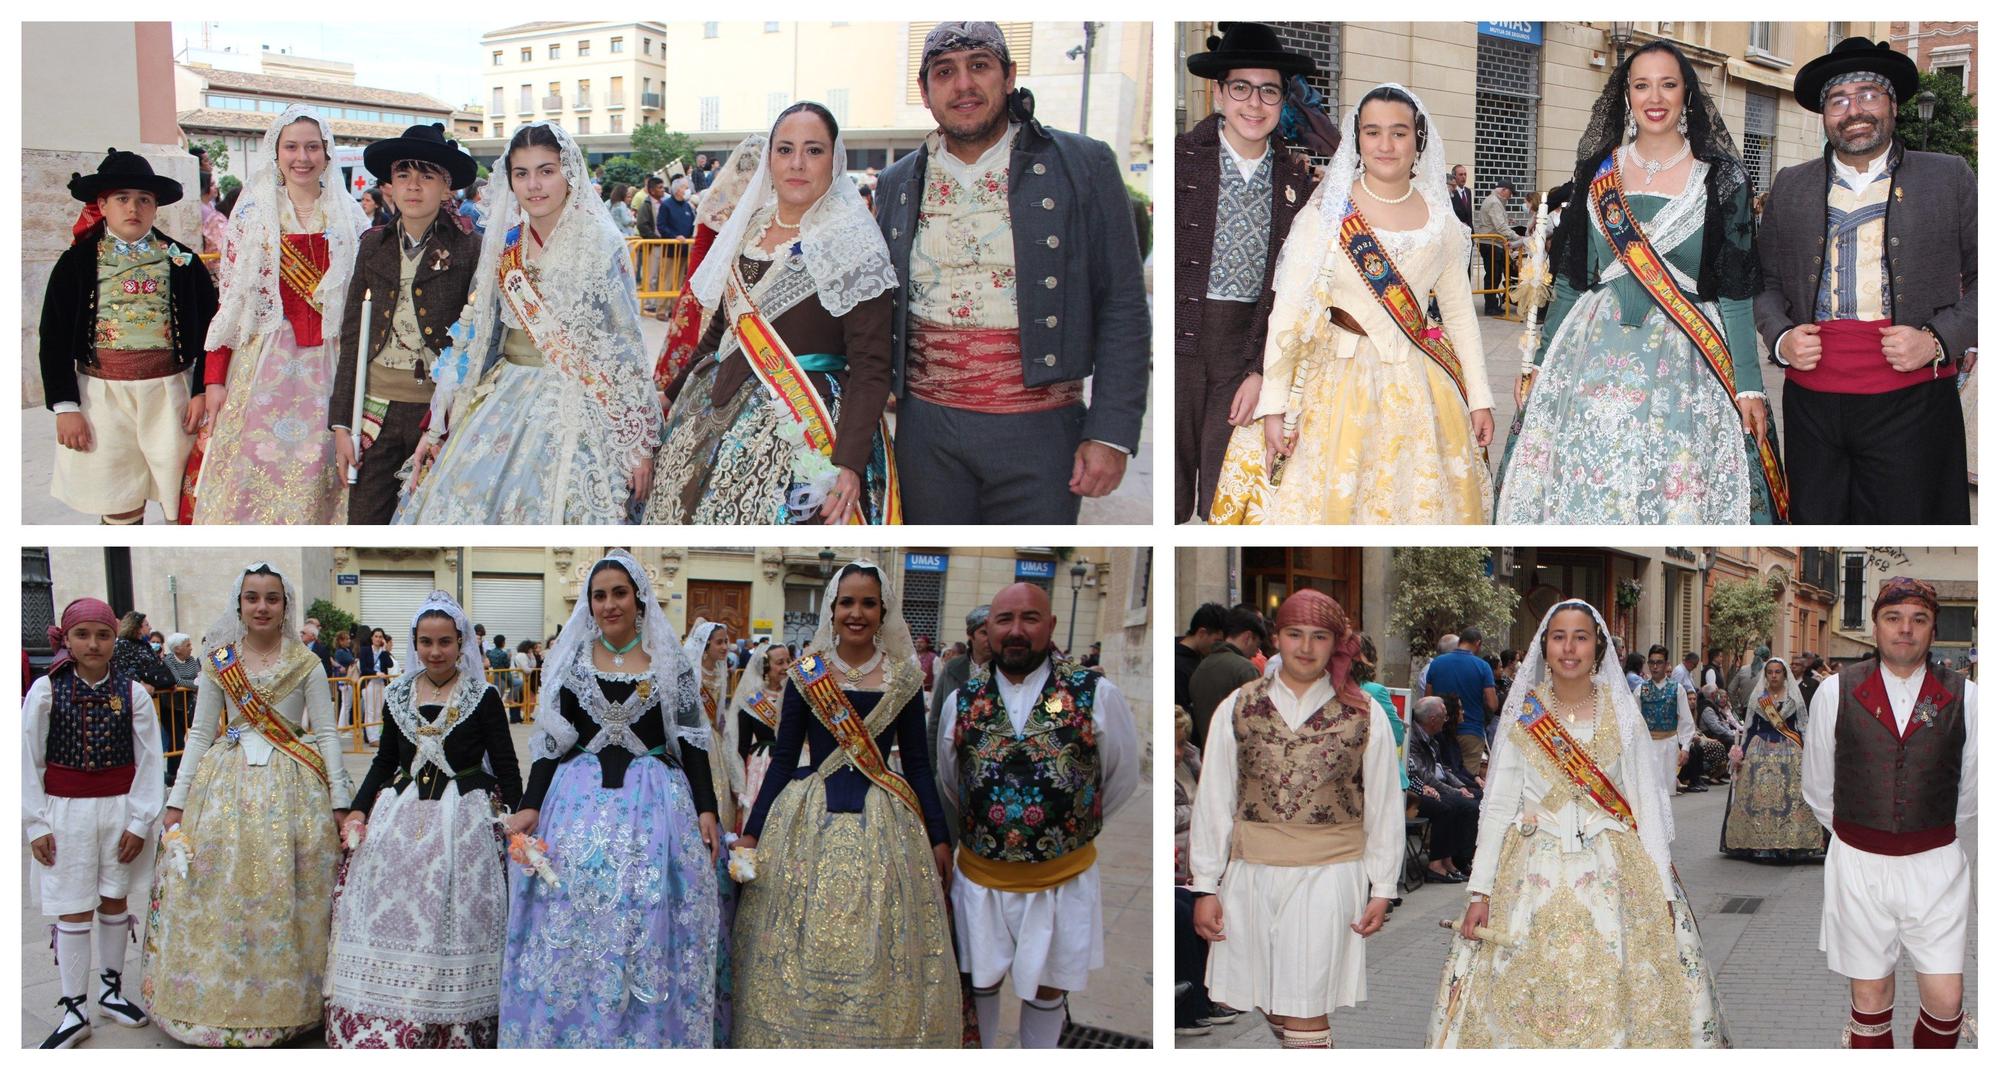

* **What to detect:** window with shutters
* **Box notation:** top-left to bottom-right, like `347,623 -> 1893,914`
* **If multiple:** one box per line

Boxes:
577,40 -> 590,58
610,115 -> 621,134
548,43 -> 560,61
492,50 -> 503,66
700,96 -> 719,131
611,36 -> 624,54
902,571 -> 944,647
1742,86 -> 1778,194
22,548 -> 55,655
576,115 -> 589,135
493,87 -> 504,117
520,47 -> 532,64
471,575 -> 547,655
1474,34 -> 1539,226
906,22 -> 1034,104
1842,553 -> 1865,628
359,574 -> 437,644
1748,22 -> 1774,53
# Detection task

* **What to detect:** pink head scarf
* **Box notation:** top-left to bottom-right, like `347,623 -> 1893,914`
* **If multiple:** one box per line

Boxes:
1274,589 -> 1369,712
47,597 -> 119,674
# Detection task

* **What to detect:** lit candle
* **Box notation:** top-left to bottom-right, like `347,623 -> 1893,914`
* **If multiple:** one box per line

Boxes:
348,288 -> 372,484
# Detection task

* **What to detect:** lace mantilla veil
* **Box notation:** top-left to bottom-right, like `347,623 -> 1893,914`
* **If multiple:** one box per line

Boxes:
199,561 -> 301,652
689,107 -> 897,319
426,121 -> 659,486
204,105 -> 369,354
527,551 -> 704,764
694,134 -> 768,233
807,561 -> 919,680
401,590 -> 490,687
1747,656 -> 1806,716
1491,599 -> 1678,882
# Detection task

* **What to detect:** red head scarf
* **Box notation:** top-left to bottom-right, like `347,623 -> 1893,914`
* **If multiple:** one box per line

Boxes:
1872,576 -> 1940,619
1274,589 -> 1369,712
48,597 -> 119,674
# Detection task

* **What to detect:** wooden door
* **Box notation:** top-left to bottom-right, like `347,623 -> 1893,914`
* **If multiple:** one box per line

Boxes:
686,579 -> 751,644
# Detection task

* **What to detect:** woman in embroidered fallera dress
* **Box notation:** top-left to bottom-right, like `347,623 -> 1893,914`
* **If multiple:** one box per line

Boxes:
141,563 -> 353,1046
733,562 -> 959,1047
1720,657 -> 1826,862
1210,83 -> 1495,525
646,102 -> 900,525
325,592 -> 522,1047
1496,41 -> 1784,524
1427,601 -> 1729,1048
731,642 -> 793,820
682,618 -> 743,1046
194,107 -> 367,524
655,135 -> 766,389
396,122 -> 659,524
498,552 -> 719,1047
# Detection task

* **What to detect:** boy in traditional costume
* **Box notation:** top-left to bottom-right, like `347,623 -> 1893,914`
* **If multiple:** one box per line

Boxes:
40,151 -> 217,523
936,581 -> 1140,1047
1802,577 -> 1976,1047
330,124 -> 482,525
24,598 -> 163,1047
1634,643 -> 1694,832
1188,589 -> 1400,1048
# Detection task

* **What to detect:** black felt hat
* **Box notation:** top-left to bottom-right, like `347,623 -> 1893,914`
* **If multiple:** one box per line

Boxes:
363,123 -> 478,188
1186,23 -> 1315,82
68,149 -> 184,206
1793,37 -> 1920,113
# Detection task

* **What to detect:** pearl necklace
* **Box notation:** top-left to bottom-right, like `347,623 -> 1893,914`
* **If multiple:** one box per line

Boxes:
828,647 -> 884,684
1625,141 -> 1690,187
1358,174 -> 1415,204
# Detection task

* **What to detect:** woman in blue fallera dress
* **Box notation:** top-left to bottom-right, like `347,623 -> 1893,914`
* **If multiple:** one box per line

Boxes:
497,551 -> 720,1046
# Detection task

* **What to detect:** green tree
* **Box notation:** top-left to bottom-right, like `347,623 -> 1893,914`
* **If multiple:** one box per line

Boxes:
1899,71 -> 1977,170
187,137 -> 229,175
1390,547 -> 1521,659
1707,578 -> 1778,663
598,155 -> 647,190
217,174 -> 242,202
629,121 -> 698,177
306,599 -> 356,639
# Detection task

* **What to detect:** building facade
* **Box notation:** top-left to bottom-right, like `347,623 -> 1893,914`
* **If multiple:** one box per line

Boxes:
1829,547 -> 1977,667
1891,21 -> 1978,99
473,21 -> 670,162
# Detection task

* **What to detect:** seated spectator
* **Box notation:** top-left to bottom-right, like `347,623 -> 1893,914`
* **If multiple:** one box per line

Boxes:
1405,697 -> 1477,883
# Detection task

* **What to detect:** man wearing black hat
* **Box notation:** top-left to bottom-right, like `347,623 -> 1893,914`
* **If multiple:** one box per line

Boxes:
1754,37 -> 1976,524
329,123 -> 483,524
39,149 -> 218,523
874,21 -> 1150,524
1176,23 -> 1319,523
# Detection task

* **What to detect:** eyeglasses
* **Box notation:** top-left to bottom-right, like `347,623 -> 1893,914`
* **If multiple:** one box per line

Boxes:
1824,87 -> 1889,116
1224,79 -> 1284,107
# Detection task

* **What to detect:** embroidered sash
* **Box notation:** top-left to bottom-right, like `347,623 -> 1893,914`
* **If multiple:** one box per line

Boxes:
206,644 -> 329,786
1590,156 -> 1790,521
1757,694 -> 1804,748
495,235 -> 622,417
1514,690 -> 1635,833
1337,204 -> 1468,406
279,235 -> 326,309
745,690 -> 781,732
788,654 -> 922,817
722,262 -> 902,524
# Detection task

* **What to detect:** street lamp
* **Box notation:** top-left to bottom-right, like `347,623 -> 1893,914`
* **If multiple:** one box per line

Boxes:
1066,560 -> 1089,652
1609,22 -> 1635,67
1066,22 -> 1098,136
816,548 -> 836,578
1915,90 -> 1937,150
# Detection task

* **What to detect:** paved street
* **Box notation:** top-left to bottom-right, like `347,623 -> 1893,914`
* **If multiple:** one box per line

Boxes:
1177,787 -> 1978,1049
20,312 -> 1154,526
23,710 -> 1153,1048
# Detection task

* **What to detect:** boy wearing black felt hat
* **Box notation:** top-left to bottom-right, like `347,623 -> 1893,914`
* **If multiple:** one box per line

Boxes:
39,149 -> 218,524
329,123 -> 482,524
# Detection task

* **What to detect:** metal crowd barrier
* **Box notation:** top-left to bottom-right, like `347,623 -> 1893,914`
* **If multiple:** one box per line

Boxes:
627,237 -> 694,303
1470,231 -> 1521,322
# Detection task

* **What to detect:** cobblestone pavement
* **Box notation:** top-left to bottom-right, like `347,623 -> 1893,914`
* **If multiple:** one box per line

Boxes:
24,716 -> 1152,1048
1176,785 -> 1978,1049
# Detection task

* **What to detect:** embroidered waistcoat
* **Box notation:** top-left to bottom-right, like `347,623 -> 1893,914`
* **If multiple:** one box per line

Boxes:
1814,171 -> 1892,321
45,666 -> 138,798
953,658 -> 1103,863
1832,657 -> 1965,854
1205,145 -> 1273,302
1636,679 -> 1681,736
94,237 -> 173,351
1230,674 -> 1371,866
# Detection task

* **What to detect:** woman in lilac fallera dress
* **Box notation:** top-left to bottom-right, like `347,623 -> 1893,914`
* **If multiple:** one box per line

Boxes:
497,552 -> 720,1047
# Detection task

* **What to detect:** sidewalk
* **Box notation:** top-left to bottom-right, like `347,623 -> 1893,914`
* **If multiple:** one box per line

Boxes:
1176,787 -> 1978,1048
20,317 -> 1155,526
22,719 -> 1153,1048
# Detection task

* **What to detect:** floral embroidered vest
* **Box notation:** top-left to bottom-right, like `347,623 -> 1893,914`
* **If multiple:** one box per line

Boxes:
952,657 -> 1103,863
44,664 -> 138,798
1636,679 -> 1681,738
1831,657 -> 1966,855
1231,674 -> 1371,866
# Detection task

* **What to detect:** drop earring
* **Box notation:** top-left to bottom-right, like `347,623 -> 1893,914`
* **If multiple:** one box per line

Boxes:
1625,116 -> 1638,141
1677,111 -> 1689,135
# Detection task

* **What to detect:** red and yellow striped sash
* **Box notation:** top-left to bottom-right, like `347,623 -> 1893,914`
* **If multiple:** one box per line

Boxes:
206,644 -> 329,786
789,654 -> 921,817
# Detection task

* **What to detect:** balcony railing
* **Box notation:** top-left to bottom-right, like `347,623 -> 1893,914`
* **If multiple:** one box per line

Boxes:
518,101 -> 534,116
575,93 -> 592,110
607,95 -> 625,110
641,92 -> 662,109
542,94 -> 564,112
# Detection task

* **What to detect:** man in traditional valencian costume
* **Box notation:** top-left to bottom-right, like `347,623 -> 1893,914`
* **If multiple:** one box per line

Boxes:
876,22 -> 1150,523
1755,38 -> 1976,523
1803,577 -> 1977,1048
1633,644 -> 1694,823
1188,589 -> 1401,1048
1174,23 -> 1318,522
23,598 -> 163,1048
936,582 -> 1140,1047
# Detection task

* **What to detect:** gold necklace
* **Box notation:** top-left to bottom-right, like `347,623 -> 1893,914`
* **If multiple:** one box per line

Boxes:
829,647 -> 883,683
1552,684 -> 1596,724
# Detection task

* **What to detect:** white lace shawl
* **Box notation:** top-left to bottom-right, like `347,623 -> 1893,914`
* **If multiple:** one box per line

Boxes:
400,590 -> 490,686
427,121 -> 660,481
690,115 -> 896,318
527,551 -> 704,763
1594,155 -> 1712,292
199,561 -> 300,651
694,134 -> 768,233
807,561 -> 918,672
203,105 -> 368,353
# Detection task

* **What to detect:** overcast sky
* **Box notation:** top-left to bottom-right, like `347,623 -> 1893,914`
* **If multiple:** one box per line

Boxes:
172,21 -> 491,107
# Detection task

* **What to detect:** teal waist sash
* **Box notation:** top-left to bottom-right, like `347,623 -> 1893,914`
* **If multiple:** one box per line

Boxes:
794,353 -> 848,373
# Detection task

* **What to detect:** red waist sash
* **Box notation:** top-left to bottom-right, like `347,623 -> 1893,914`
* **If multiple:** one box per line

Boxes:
82,348 -> 180,381
1833,817 -> 1956,857
907,322 -> 1082,413
1786,318 -> 1957,395
44,763 -> 136,798
278,233 -> 329,347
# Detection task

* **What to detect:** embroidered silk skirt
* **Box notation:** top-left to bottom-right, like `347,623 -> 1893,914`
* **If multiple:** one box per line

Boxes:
1719,737 -> 1826,861
325,785 -> 509,1047
733,776 -> 959,1047
193,321 -> 344,524
140,743 -> 339,1046
646,360 -> 893,525
1426,823 -> 1730,1047
1210,341 -> 1491,525
499,754 -> 717,1048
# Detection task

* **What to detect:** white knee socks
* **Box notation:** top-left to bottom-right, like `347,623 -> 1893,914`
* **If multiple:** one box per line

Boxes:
1018,995 -> 1066,1049
95,914 -> 132,980
972,987 -> 1002,1048
55,923 -> 92,1001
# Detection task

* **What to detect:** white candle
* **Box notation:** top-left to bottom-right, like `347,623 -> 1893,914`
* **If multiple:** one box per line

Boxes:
348,287 -> 372,484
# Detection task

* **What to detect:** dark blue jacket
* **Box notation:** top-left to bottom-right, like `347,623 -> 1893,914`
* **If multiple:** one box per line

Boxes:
658,196 -> 696,239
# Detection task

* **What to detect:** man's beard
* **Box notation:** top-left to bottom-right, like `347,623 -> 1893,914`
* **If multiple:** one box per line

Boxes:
1834,116 -> 1891,156
995,640 -> 1049,675
941,96 -> 1008,144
